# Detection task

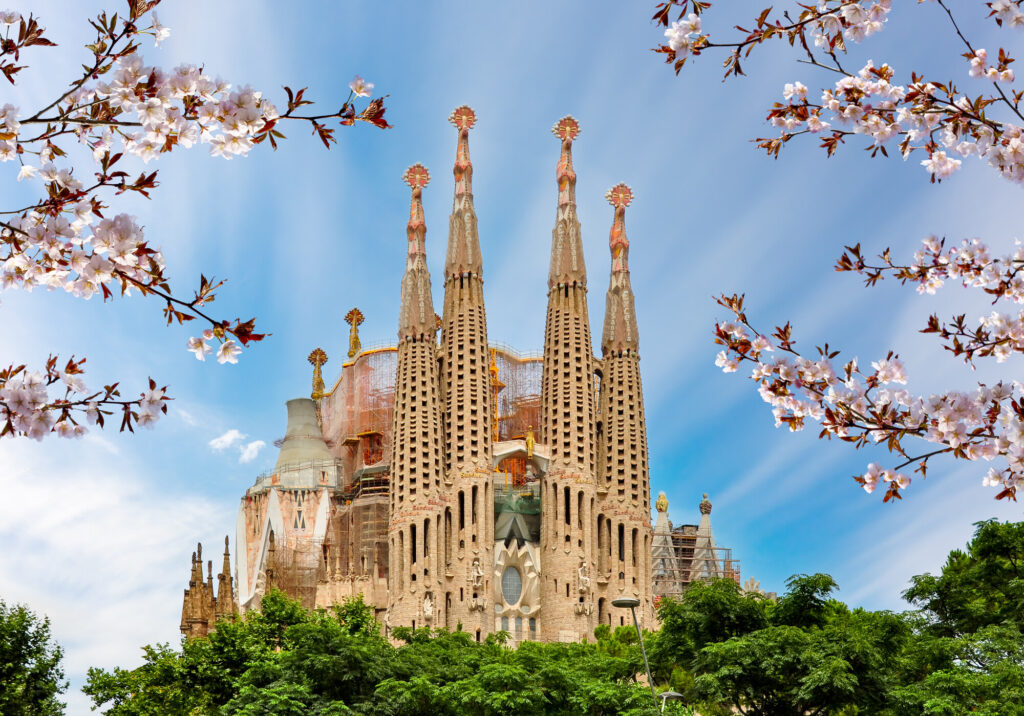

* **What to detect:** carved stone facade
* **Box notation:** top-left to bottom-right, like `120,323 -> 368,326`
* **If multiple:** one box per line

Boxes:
183,108 -> 658,642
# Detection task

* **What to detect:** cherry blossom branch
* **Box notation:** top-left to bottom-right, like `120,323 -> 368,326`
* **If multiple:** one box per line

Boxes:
714,293 -> 1024,502
0,3 -> 391,440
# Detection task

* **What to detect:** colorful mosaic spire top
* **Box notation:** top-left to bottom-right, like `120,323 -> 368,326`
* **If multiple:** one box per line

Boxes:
605,183 -> 632,273
403,163 -> 430,256
449,106 -> 476,199
552,116 -> 580,208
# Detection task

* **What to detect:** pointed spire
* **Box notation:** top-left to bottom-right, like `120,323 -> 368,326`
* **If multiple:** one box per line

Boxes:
450,106 -> 476,199
601,183 -> 639,356
222,534 -> 231,576
548,116 -> 586,288
553,116 -> 580,209
398,164 -> 437,341
606,183 -> 632,274
444,106 -> 482,277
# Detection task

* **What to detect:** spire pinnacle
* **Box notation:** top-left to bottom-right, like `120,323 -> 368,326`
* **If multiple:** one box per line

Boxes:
449,106 -> 476,198
606,183 -> 632,273
222,535 -> 231,572
403,163 -> 430,259
552,116 -> 580,208
308,348 -> 327,399
399,164 -> 436,340
344,308 -> 364,358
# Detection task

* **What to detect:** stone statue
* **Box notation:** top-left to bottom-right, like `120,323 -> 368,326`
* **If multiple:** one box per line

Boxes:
423,592 -> 434,621
471,557 -> 484,587
577,556 -> 591,595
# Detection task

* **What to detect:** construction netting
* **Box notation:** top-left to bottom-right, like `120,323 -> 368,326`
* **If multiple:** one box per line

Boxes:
491,344 -> 542,442
319,346 -> 398,463
270,537 -> 324,609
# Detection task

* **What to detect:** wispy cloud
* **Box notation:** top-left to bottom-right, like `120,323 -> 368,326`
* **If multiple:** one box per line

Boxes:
239,440 -> 266,464
209,428 -> 245,451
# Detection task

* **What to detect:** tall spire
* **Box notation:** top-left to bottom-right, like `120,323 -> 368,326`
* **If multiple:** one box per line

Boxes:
548,116 -> 586,287
601,183 -> 639,356
445,106 -> 482,277
398,164 -> 437,340
439,105 -> 494,637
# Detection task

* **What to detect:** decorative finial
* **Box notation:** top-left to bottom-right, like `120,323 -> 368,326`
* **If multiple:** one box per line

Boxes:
656,491 -> 668,513
308,347 -> 328,399
344,308 -> 364,358
403,163 -> 431,190
700,493 -> 712,515
403,163 -> 430,256
526,425 -> 535,459
449,106 -> 476,198
552,116 -> 580,208
606,183 -> 633,273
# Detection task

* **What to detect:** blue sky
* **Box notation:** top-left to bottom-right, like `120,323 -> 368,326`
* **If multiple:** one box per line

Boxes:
2,1 -> 1022,711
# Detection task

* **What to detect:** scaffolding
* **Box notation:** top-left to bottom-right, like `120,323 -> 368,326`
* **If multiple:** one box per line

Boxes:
490,343 -> 542,442
319,347 -> 398,475
652,524 -> 741,599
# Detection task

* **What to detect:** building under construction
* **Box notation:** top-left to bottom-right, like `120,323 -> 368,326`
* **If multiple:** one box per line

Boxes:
181,107 -> 745,641
651,492 -> 740,600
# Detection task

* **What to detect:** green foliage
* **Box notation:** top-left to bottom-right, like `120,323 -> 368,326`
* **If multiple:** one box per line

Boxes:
81,523 -> 1024,716
86,590 -> 654,715
904,519 -> 1024,637
0,599 -> 66,716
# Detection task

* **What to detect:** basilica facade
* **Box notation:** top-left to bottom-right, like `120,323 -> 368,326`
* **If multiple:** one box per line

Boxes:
181,107 -> 656,644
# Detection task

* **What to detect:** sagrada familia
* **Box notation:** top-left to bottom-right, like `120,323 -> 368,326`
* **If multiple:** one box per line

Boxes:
180,108 -> 742,644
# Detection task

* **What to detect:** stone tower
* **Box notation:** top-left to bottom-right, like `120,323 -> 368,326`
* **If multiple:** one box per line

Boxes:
597,184 -> 655,627
540,117 -> 600,641
387,164 -> 446,631
439,106 -> 494,637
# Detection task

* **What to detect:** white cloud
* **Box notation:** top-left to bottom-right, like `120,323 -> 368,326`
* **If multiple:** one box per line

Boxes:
208,428 -> 245,451
177,408 -> 199,427
0,438 -> 232,713
239,440 -> 266,464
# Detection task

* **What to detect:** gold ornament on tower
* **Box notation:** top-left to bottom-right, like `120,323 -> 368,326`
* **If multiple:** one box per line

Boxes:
344,308 -> 365,358
308,347 -> 328,400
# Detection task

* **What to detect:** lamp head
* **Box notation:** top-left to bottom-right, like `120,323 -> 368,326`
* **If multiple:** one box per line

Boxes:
612,597 -> 640,609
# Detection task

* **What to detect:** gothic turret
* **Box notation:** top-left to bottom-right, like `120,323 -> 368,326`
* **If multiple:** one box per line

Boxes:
215,535 -> 237,622
389,164 -> 446,629
598,184 -> 653,627
440,107 -> 494,637
540,117 -> 599,641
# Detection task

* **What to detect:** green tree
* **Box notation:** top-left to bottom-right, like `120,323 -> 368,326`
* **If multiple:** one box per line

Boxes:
0,599 -> 66,716
904,519 -> 1024,637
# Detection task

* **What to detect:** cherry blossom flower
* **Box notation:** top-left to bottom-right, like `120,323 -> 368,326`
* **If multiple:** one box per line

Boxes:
217,340 -> 242,365
349,75 -> 374,97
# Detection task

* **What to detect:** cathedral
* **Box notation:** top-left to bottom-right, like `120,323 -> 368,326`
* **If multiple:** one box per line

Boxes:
181,107 -> 660,644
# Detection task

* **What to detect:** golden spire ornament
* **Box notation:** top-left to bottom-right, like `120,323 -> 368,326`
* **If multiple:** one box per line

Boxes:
308,347 -> 328,399
344,308 -> 364,358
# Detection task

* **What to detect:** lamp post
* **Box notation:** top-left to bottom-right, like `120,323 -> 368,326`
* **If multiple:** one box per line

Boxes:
658,690 -> 683,713
612,597 -> 657,705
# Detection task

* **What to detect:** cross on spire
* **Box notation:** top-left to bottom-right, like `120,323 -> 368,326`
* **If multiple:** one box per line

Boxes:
403,163 -> 431,189
449,105 -> 477,131
606,183 -> 633,208
552,115 -> 580,142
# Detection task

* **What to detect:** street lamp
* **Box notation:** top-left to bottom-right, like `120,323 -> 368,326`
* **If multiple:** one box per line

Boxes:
612,597 -> 657,705
658,690 -> 683,713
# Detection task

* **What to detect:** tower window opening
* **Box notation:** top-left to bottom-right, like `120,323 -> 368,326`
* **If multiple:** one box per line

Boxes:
564,486 -> 570,526
618,524 -> 625,562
